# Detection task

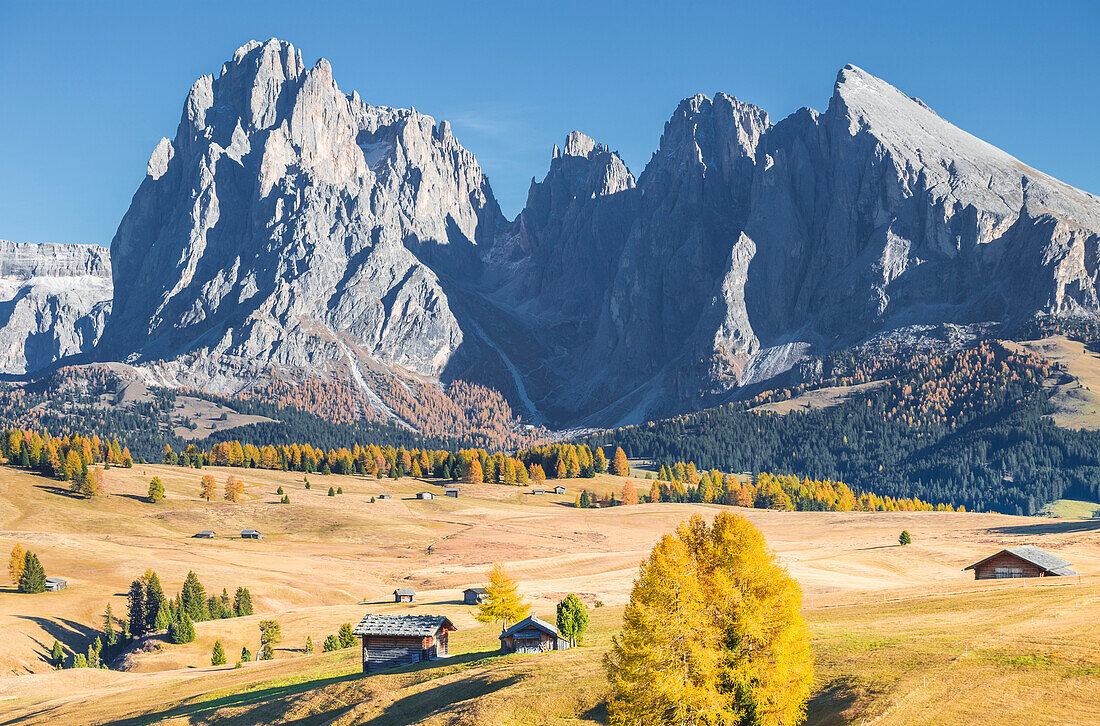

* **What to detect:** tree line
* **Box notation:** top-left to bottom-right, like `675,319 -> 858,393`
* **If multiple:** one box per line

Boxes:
584,341 -> 1100,514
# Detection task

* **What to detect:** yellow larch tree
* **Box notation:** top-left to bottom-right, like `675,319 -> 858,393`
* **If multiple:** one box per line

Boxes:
611,447 -> 629,477
606,512 -> 812,726
475,563 -> 530,632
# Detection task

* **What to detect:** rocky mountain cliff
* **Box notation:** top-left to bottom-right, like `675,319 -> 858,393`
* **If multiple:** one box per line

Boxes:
488,65 -> 1100,425
95,39 -> 505,429
0,241 -> 111,375
7,41 -> 1099,433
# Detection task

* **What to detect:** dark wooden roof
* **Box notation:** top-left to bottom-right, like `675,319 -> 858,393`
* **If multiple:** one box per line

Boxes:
499,615 -> 560,639
393,588 -> 416,596
964,545 -> 1078,575
353,614 -> 456,637
464,587 -> 488,595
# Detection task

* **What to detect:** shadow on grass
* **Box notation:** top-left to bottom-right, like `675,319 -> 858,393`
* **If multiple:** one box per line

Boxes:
803,675 -> 865,726
32,484 -> 84,499
98,650 -> 504,726
986,519 -> 1100,535
12,615 -> 99,654
361,672 -> 522,726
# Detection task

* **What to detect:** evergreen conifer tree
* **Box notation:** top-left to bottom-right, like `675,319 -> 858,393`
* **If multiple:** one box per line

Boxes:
234,586 -> 253,616
51,640 -> 64,668
338,622 -> 355,649
211,640 -> 227,666
18,552 -> 46,593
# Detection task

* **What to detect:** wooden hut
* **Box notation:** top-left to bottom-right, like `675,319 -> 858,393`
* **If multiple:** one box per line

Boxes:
194,530 -> 215,538
353,613 -> 456,673
964,546 -> 1077,580
416,491 -> 434,500
377,494 -> 391,500
553,485 -> 566,495
531,488 -> 546,495
240,529 -> 263,540
44,577 -> 67,592
444,487 -> 460,498
463,587 -> 488,605
499,616 -> 570,654
393,588 -> 415,603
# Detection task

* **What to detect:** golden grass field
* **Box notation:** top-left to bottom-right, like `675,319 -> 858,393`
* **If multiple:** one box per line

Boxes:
1,462 -> 1100,724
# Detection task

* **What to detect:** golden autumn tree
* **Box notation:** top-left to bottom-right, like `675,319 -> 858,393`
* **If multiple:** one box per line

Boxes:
621,480 -> 639,506
200,474 -> 217,502
606,512 -> 812,726
224,476 -> 243,503
529,463 -> 546,484
466,457 -> 483,484
81,467 -> 105,498
475,563 -> 530,632
611,447 -> 629,477
8,543 -> 25,585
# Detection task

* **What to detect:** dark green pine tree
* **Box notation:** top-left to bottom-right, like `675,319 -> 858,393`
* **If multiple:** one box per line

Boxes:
51,640 -> 64,668
234,586 -> 253,616
211,640 -> 227,666
103,603 -> 117,647
338,622 -> 356,649
142,571 -> 166,634
18,552 -> 46,593
180,571 -> 208,621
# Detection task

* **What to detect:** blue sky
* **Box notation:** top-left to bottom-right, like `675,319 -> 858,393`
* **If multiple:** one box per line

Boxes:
2,0 -> 1097,244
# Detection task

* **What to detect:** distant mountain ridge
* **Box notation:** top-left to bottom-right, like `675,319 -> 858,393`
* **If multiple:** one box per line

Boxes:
4,39 -> 1100,435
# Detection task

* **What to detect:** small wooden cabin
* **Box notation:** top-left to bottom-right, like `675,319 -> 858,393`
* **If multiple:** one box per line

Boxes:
553,485 -> 566,495
499,616 -> 570,654
964,545 -> 1077,580
393,588 -> 415,603
377,494 -> 391,500
463,587 -> 488,605
240,529 -> 263,540
444,487 -> 460,498
531,488 -> 546,495
353,613 -> 457,673
416,491 -> 434,500
194,530 -> 215,538
44,577 -> 67,592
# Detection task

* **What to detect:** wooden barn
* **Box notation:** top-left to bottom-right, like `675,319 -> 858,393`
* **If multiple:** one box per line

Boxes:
499,616 -> 570,654
44,577 -> 67,592
463,587 -> 488,605
393,588 -> 415,602
553,485 -> 566,495
194,531 -> 216,538
377,494 -> 391,500
531,488 -> 546,495
352,614 -> 456,673
240,529 -> 263,540
416,491 -> 434,500
965,545 -> 1078,580
444,487 -> 460,498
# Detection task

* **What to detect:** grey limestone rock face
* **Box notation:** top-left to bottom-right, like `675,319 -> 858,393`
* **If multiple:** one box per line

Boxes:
38,42 -> 1098,428
0,240 -> 112,375
99,39 -> 504,402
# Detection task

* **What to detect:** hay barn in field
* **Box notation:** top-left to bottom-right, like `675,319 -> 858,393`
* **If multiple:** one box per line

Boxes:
463,587 -> 488,605
499,615 -> 570,654
444,487 -> 460,498
44,578 -> 67,592
240,529 -> 263,539
965,546 -> 1077,579
353,614 -> 456,673
393,588 -> 415,602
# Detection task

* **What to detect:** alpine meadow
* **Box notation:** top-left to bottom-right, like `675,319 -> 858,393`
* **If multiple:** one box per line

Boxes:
2,4 -> 1100,725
